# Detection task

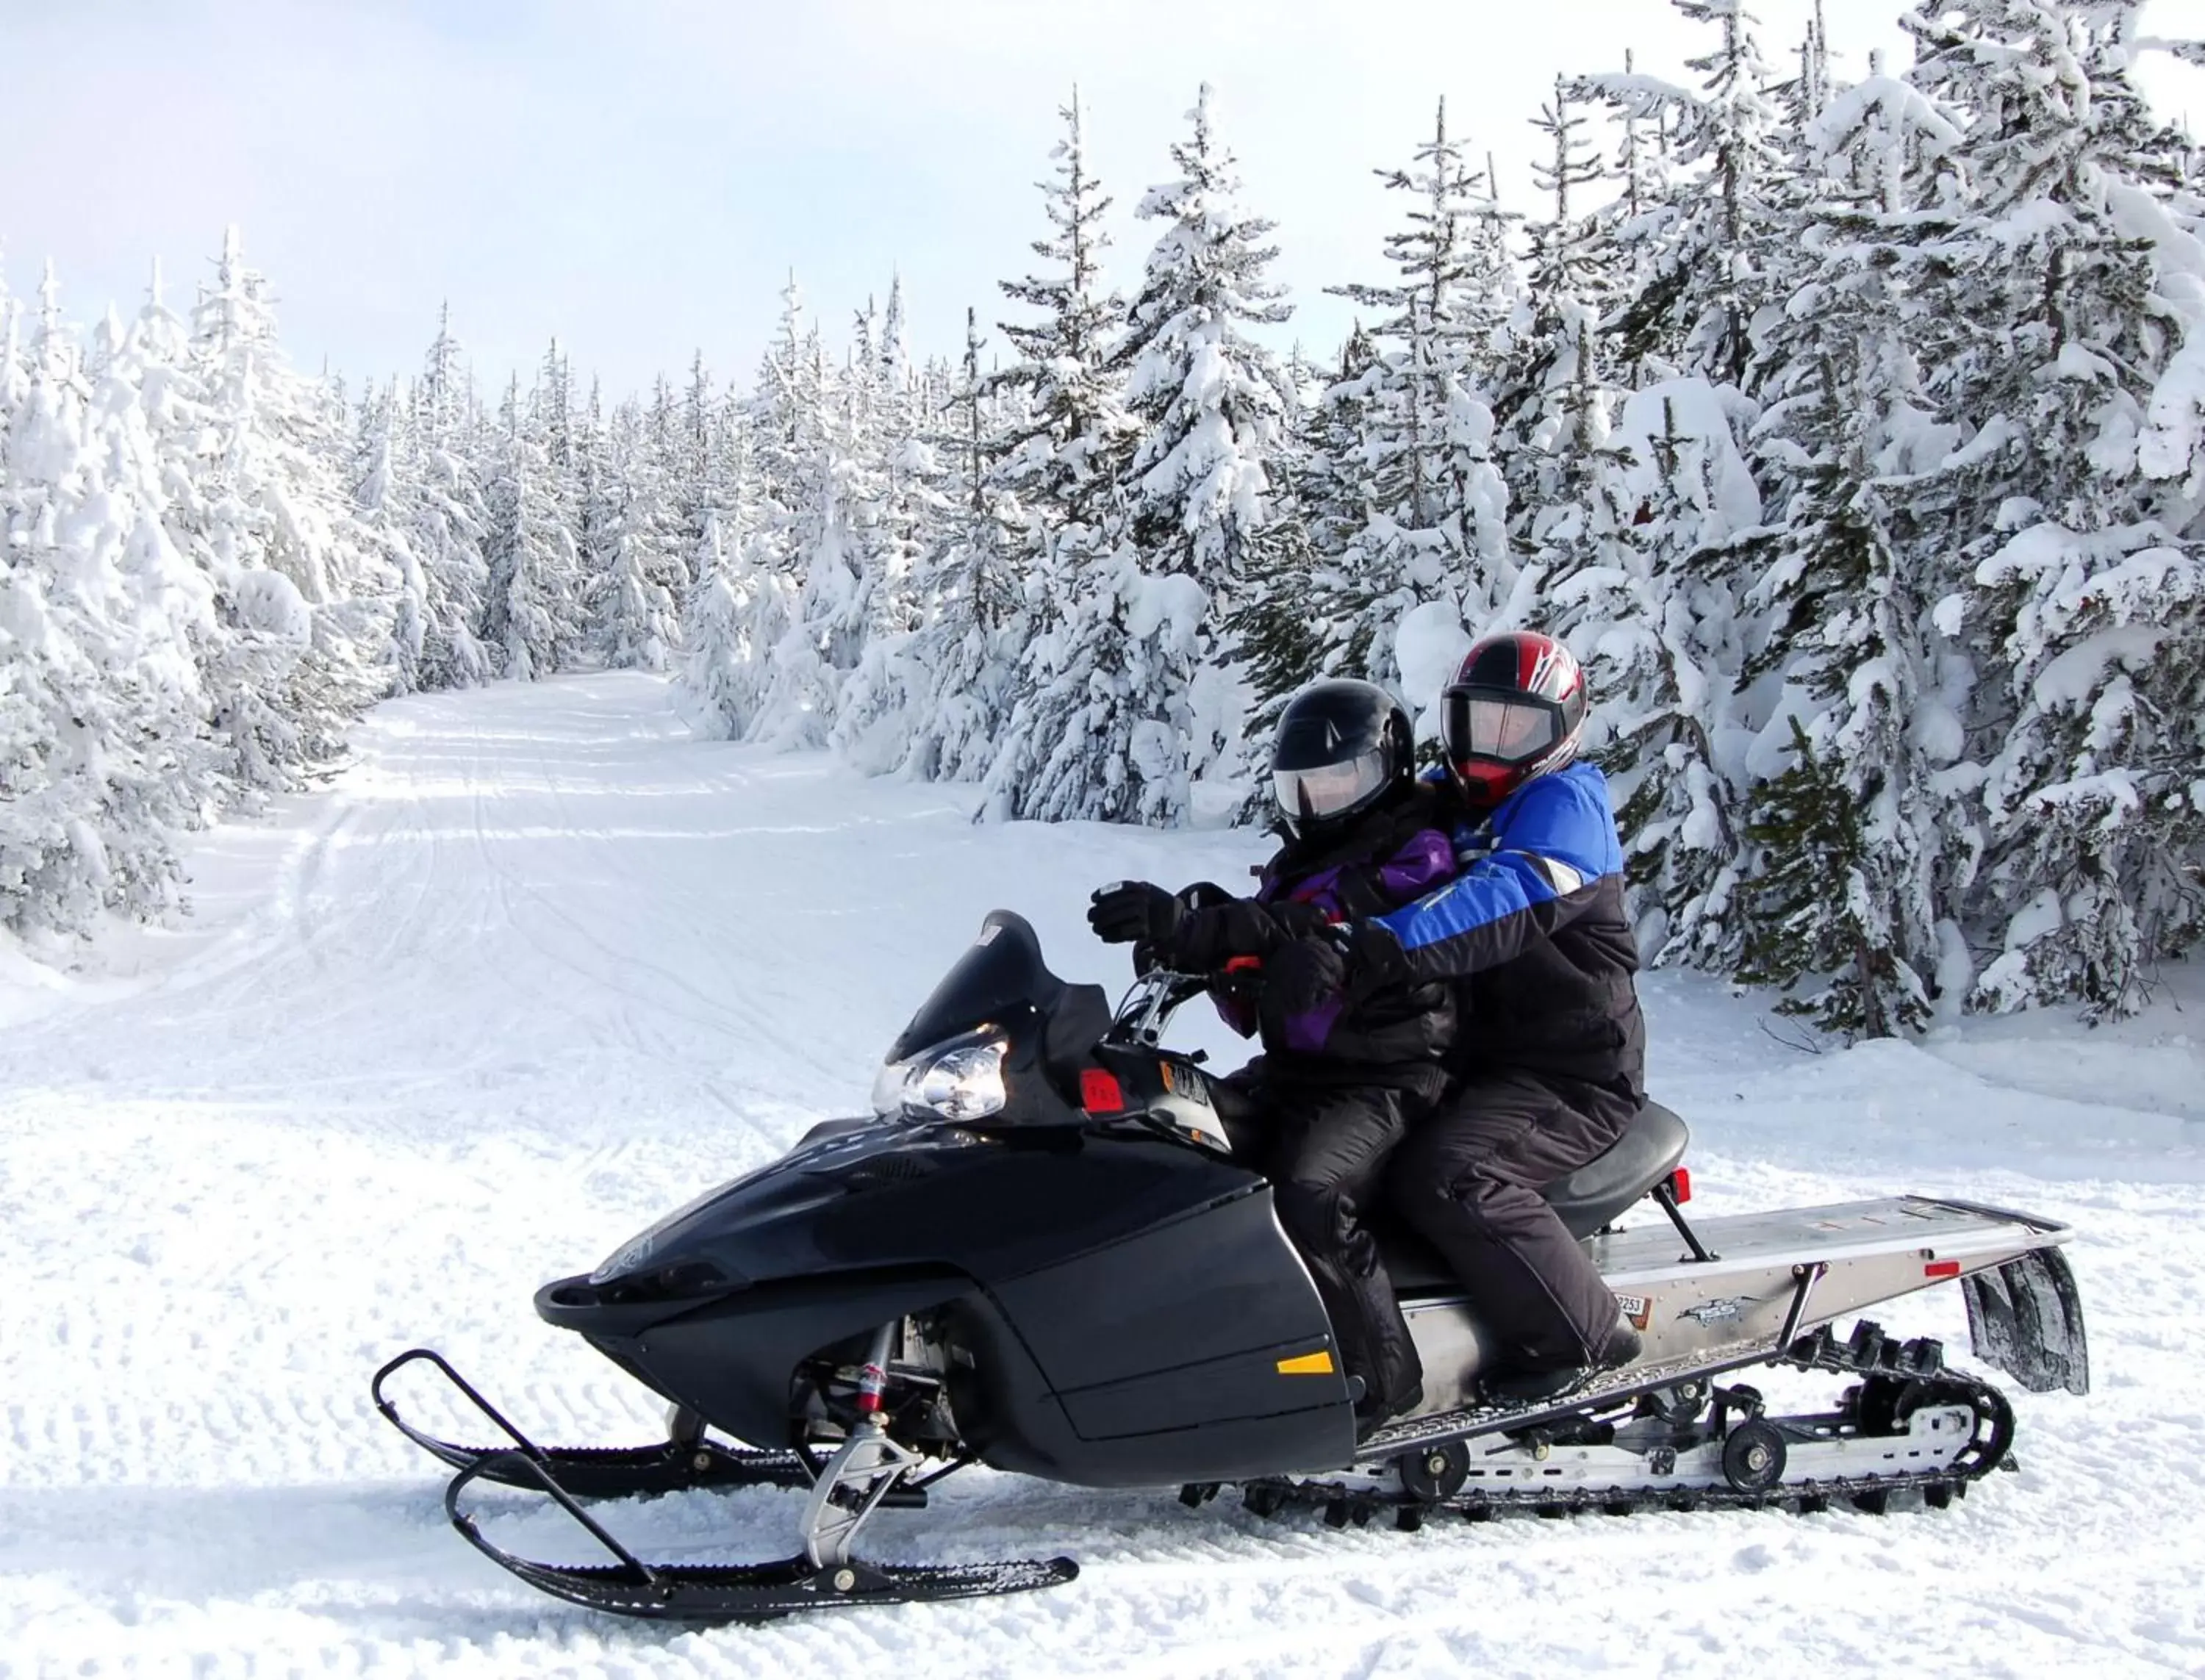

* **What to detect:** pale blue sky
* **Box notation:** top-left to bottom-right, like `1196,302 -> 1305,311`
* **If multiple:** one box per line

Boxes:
3,0 -> 2198,400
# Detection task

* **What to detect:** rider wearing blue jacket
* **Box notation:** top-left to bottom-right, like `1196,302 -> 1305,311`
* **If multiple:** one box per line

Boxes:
1293,631 -> 1648,1405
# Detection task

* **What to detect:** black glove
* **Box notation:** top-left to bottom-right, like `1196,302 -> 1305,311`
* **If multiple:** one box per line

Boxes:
1089,881 -> 1184,950
1333,920 -> 1411,997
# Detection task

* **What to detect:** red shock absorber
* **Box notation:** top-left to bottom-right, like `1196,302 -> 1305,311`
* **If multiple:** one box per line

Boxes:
854,1321 -> 895,1417
856,1359 -> 889,1415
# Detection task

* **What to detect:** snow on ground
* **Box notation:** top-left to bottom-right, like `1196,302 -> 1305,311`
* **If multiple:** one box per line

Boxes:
1,672 -> 2201,1679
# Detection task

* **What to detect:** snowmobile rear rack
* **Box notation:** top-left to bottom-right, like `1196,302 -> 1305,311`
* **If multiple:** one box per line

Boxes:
372,1346 -> 812,1499
444,1449 -> 1076,1622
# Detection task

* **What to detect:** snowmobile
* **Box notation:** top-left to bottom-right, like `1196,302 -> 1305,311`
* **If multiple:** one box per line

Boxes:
374,909 -> 2090,1623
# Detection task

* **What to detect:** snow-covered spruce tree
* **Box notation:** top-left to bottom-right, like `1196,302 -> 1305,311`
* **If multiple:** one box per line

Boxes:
745,292 -> 875,750
695,280 -> 820,733
1901,1 -> 2205,1016
675,508 -> 753,739
897,309 -> 1027,783
1735,372 -> 1946,1035
572,378 -> 619,636
1313,100 -> 1515,706
969,93 -> 1144,816
0,251 -> 24,464
1225,400 -> 1331,742
1492,79 -> 1616,594
1116,90 -> 1292,596
0,266 -> 210,936
534,336 -> 578,534
184,227 -> 393,788
411,305 -> 493,689
989,86 -> 1290,826
1551,381 -> 1764,972
831,284 -> 951,776
826,276 -> 942,767
590,394 -> 685,671
674,349 -> 720,562
1574,0 -> 1793,388
86,268 -> 220,789
989,91 -> 1135,540
352,378 -> 428,693
482,373 -> 584,681
1727,50 -> 1975,1037
866,273 -> 936,647
1735,718 -> 1932,1033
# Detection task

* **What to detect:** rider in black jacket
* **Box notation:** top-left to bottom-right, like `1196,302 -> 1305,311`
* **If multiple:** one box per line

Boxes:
1088,680 -> 1454,1431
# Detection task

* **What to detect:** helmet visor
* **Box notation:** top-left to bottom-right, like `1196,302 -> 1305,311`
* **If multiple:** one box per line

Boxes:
1272,750 -> 1386,825
1443,689 -> 1563,767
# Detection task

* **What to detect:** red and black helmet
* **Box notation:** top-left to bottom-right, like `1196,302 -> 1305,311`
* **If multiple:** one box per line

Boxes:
1441,630 -> 1588,805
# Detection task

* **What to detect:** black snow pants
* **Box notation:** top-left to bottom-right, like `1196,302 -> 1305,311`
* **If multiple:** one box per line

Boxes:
1228,1066 -> 1426,1415
1388,1069 -> 1638,1371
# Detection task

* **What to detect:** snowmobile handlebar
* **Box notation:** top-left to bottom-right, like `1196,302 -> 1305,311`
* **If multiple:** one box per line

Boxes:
1111,965 -> 1208,1047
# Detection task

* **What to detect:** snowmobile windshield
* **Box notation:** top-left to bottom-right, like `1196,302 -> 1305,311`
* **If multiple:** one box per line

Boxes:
889,910 -> 1062,1064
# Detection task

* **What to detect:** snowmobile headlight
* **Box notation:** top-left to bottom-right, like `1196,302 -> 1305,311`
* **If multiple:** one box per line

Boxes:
870,1058 -> 914,1117
878,1033 -> 1009,1123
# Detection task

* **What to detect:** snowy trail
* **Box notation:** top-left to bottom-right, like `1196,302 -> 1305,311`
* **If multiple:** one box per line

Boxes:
3,672 -> 2202,1679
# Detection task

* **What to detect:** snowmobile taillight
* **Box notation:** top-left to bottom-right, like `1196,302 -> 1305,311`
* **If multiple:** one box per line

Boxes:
1667,1168 -> 1692,1204
1080,1068 -> 1126,1114
1924,1259 -> 1961,1279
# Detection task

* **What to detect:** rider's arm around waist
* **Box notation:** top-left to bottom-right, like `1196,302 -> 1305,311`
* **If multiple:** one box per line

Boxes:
1368,763 -> 1624,985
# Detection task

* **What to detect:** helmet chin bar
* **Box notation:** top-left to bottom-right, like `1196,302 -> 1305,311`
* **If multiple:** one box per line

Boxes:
1451,758 -> 1522,805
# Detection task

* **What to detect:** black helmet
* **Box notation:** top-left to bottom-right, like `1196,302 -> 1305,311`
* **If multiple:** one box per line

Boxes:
1269,678 -> 1416,837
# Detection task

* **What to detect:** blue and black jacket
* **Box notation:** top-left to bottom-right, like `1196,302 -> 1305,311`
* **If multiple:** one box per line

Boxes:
1364,761 -> 1645,1099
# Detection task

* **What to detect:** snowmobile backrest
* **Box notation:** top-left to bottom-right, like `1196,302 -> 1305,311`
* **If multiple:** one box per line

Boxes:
1544,1101 -> 1690,1241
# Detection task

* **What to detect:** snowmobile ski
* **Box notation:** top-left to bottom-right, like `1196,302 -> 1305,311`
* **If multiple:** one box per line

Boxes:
373,1346 -> 811,1498
444,1447 -> 1075,1622
441,1371 -> 1071,1625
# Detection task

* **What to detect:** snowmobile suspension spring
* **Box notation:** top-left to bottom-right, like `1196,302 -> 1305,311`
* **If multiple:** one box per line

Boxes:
856,1323 -> 897,1416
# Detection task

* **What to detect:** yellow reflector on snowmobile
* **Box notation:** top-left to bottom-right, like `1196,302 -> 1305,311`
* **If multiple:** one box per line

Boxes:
1275,1351 -> 1335,1376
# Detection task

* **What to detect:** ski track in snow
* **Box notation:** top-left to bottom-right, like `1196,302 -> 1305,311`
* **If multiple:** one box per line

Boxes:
1,672 -> 2201,1679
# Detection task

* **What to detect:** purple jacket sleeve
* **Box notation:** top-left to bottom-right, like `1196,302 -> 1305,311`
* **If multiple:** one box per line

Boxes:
1375,828 -> 1456,908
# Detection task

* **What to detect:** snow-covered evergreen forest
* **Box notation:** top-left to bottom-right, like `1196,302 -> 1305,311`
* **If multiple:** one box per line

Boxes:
4,0 -> 2202,1036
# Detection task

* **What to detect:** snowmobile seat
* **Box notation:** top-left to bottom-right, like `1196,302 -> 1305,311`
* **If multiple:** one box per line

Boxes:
1380,1101 -> 1692,1295
1543,1100 -> 1690,1240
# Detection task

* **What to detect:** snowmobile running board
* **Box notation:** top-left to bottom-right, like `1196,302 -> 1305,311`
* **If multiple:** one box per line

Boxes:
1217,1318 -> 2021,1532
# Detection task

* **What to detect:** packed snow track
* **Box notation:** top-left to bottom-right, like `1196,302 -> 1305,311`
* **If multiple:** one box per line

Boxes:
2,674 -> 2201,1679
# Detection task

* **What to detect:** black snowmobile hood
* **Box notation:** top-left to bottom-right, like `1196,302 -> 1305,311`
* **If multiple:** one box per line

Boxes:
551,1110 -> 1264,1340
